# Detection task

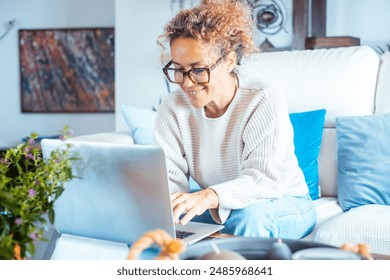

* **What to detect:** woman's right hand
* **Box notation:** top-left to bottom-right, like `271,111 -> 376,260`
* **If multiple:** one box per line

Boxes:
171,188 -> 219,225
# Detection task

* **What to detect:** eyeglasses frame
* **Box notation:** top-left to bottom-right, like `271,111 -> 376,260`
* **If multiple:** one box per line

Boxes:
162,56 -> 225,85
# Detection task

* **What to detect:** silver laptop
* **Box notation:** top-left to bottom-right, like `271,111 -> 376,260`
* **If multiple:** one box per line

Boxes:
41,139 -> 223,246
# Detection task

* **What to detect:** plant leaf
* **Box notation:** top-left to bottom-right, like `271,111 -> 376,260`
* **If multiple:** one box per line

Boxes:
48,206 -> 55,224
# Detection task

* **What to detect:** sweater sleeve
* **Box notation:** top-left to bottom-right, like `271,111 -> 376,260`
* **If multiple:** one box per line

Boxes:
209,88 -> 300,224
153,97 -> 190,194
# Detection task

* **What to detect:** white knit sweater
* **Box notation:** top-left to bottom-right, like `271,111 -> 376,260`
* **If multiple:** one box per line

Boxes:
153,79 -> 309,224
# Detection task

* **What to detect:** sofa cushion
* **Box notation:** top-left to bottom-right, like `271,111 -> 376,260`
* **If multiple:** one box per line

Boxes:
238,46 -> 379,126
314,204 -> 390,255
121,105 -> 325,200
121,105 -> 156,145
301,197 -> 343,242
289,109 -> 326,200
336,113 -> 390,211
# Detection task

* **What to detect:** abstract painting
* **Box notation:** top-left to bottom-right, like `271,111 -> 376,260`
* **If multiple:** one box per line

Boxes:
19,28 -> 115,113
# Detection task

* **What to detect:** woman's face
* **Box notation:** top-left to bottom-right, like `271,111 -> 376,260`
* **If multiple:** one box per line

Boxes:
170,38 -> 235,110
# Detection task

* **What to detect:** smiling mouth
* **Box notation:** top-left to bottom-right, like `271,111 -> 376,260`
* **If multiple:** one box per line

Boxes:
188,88 -> 204,95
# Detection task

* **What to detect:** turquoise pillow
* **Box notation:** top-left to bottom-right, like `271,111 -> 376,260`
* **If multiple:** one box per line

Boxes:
289,109 -> 326,200
336,113 -> 390,212
121,105 -> 325,199
121,105 -> 156,145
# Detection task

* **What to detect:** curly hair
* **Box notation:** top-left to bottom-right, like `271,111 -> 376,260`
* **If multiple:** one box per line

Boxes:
158,0 -> 257,65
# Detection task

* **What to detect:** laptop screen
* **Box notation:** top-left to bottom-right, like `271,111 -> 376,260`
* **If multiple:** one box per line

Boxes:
41,139 -> 176,244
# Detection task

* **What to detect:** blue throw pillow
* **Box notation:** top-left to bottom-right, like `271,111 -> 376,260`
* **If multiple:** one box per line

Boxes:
121,105 -> 326,199
336,113 -> 390,212
121,105 -> 156,145
289,109 -> 326,200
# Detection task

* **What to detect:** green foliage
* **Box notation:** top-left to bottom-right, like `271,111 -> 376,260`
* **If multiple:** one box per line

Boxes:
0,126 -> 76,259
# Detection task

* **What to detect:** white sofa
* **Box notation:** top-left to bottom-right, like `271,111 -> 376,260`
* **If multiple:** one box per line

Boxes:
238,46 -> 390,255
39,46 -> 390,259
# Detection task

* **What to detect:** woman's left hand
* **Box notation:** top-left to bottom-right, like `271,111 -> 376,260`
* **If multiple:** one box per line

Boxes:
171,188 -> 219,225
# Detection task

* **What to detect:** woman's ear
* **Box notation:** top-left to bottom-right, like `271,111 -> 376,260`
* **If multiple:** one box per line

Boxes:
226,51 -> 237,73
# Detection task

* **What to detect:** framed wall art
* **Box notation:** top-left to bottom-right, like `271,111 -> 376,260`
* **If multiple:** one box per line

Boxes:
19,28 -> 115,113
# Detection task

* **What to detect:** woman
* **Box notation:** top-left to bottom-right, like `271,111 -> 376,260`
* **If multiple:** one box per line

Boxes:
154,0 -> 316,238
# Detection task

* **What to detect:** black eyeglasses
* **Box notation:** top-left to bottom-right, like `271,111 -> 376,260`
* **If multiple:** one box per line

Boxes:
162,56 -> 224,84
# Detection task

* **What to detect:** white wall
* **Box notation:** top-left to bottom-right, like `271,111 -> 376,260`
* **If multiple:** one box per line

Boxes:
2,0 -> 389,144
115,0 -> 199,131
115,0 -> 390,131
0,0 -> 115,147
327,0 -> 390,48
248,0 -> 390,50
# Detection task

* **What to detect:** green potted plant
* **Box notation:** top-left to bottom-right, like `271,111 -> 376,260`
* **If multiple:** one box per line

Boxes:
0,126 -> 76,260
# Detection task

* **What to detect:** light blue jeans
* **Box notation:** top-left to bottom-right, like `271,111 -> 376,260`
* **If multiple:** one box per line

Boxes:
191,194 -> 317,239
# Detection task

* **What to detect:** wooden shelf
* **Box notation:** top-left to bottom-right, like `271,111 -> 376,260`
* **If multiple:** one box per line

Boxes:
305,36 -> 360,49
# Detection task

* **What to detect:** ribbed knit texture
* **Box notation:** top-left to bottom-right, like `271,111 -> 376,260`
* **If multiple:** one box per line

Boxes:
153,78 -> 309,223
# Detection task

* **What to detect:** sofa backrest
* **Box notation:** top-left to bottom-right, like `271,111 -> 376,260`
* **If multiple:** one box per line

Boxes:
375,52 -> 390,114
238,46 -> 381,198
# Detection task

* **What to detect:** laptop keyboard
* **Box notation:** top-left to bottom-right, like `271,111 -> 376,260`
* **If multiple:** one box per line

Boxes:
175,230 -> 195,239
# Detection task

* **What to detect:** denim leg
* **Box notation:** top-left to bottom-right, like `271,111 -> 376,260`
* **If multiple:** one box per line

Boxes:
223,195 -> 317,239
192,195 -> 317,239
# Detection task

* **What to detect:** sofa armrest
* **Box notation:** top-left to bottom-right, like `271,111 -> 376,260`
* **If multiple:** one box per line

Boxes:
72,131 -> 134,145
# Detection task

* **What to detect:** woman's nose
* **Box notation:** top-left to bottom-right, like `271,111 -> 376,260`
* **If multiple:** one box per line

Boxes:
182,74 -> 196,87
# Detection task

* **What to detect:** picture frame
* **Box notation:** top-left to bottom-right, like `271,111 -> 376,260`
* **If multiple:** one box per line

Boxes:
19,28 -> 115,113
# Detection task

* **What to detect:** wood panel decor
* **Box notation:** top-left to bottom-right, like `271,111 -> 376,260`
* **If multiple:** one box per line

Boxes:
306,36 -> 360,49
19,28 -> 115,113
292,0 -> 309,50
292,0 -> 360,50
310,0 -> 327,38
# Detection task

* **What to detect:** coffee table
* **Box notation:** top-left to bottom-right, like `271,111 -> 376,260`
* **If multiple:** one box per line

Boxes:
205,233 -> 390,260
